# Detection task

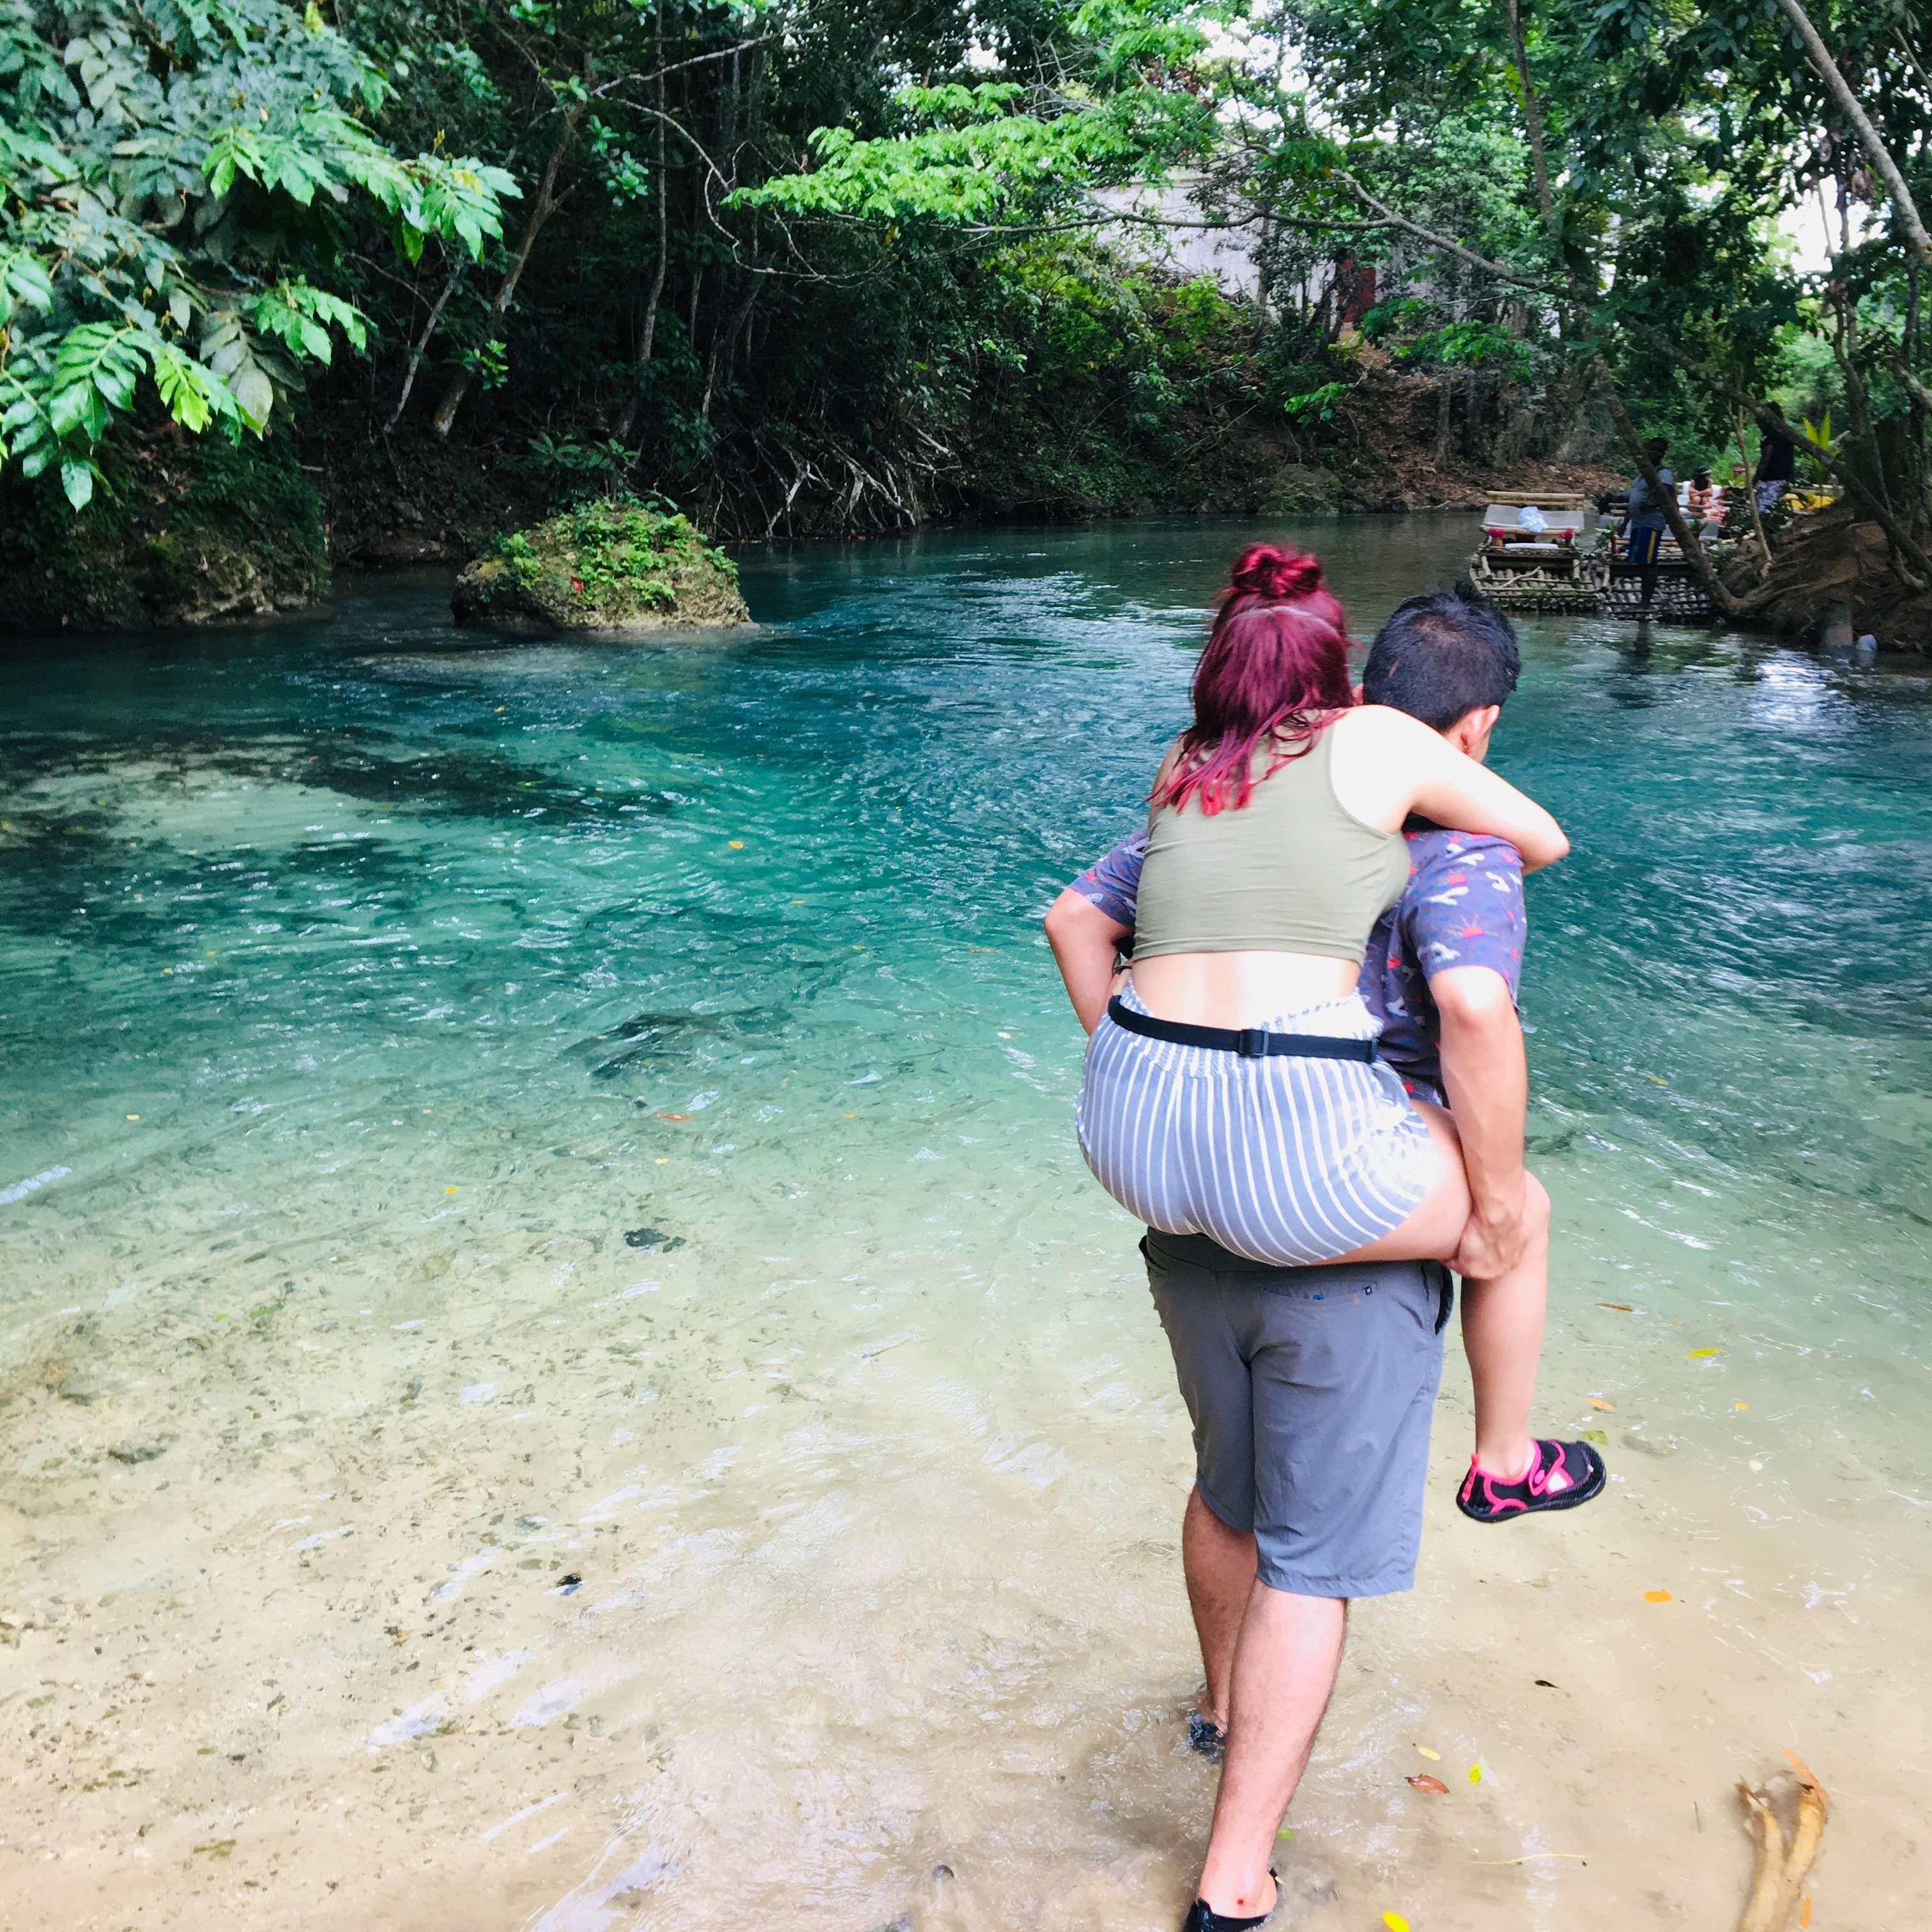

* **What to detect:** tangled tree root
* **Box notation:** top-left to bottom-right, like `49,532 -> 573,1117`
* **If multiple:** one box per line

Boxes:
1736,1752 -> 1829,1932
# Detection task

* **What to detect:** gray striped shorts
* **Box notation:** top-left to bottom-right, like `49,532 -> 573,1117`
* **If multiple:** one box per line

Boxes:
1077,982 -> 1435,1267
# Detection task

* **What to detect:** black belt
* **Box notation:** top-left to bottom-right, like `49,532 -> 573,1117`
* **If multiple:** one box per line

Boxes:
1106,997 -> 1378,1063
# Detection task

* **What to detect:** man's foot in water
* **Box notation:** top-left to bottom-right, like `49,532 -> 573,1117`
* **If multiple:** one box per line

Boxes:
1457,1437 -> 1606,1523
1182,1869 -> 1278,1931
1186,1710 -> 1226,1762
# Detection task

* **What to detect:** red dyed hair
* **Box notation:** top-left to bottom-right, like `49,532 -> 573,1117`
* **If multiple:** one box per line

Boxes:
1153,544 -> 1356,815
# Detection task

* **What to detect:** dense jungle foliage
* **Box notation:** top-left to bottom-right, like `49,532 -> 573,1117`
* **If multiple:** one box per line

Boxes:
1,0 -> 1927,618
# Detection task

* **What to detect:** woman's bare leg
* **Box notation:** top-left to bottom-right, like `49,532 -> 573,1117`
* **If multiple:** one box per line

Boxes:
1322,1102 -> 1552,1483
1460,1175 -> 1549,1479
1317,1099 -> 1471,1266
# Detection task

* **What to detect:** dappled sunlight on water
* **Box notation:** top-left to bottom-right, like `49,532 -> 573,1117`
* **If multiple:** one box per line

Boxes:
2,519 -> 1929,1928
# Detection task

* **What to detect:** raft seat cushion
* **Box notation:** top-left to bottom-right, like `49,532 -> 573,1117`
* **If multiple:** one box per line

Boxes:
1482,504 -> 1582,538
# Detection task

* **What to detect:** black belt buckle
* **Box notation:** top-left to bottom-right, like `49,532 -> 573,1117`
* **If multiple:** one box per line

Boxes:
1237,1027 -> 1268,1059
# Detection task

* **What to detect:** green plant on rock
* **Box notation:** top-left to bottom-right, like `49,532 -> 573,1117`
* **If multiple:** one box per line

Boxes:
494,528 -> 541,588
0,0 -> 517,507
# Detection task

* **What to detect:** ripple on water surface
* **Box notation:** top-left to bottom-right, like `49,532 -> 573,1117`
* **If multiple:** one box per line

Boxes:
1,518 -> 1929,1928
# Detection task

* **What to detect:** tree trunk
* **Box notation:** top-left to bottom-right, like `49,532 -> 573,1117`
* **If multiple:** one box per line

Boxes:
1772,0 -> 1932,263
613,24 -> 670,447
430,111 -> 582,440
1733,408 -> 1773,566
1499,0 -> 1558,248
384,267 -> 461,436
702,277 -> 761,419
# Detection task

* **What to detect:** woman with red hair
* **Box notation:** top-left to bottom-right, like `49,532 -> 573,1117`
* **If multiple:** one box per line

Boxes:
1077,542 -> 1568,1270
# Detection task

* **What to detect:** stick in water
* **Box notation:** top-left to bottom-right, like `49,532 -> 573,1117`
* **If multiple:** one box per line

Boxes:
1735,1754 -> 1829,1932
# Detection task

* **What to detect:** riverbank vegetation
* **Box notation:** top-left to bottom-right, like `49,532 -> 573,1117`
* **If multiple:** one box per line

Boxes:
1,0 -> 1926,639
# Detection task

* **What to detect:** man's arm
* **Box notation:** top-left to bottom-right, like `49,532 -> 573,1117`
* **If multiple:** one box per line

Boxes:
1399,829 -> 1535,1276
1044,888 -> 1132,1034
1044,831 -> 1146,1033
1432,966 -> 1537,1278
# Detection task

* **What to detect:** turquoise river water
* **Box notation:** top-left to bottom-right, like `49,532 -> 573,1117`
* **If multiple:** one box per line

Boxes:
2,516 -> 1928,1929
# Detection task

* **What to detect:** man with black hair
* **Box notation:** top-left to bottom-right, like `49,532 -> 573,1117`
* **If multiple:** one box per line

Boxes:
1046,579 -> 1595,1532
1046,584 -> 1598,1915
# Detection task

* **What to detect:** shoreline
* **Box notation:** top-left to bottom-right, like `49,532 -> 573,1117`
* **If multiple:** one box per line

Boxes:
4,1167 -> 1928,1929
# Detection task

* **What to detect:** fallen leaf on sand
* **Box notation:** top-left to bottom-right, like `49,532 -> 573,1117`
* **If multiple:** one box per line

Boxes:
1597,1301 -> 1634,1312
1383,1915 -> 1410,1932
1588,1397 -> 1614,1411
657,1112 -> 694,1121
1407,1774 -> 1450,1795
1414,1745 -> 1441,1761
1686,1347 -> 1721,1358
1801,1897 -> 1813,1928
1644,1589 -> 1673,1604
1582,1430 -> 1608,1445
1468,1763 -> 1483,1784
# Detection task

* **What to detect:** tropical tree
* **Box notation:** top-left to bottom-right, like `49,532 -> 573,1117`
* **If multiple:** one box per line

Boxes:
0,0 -> 515,505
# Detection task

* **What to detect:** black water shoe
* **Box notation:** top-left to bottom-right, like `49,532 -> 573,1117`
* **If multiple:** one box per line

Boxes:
1181,1871 -> 1277,1931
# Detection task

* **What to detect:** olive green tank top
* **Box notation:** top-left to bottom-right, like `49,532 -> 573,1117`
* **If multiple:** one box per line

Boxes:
1131,725 -> 1409,965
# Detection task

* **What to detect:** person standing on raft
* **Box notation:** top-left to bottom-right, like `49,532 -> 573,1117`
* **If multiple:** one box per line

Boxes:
1624,437 -> 1675,616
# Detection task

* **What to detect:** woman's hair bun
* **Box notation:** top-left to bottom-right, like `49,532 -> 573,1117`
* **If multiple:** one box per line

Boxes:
1229,544 -> 1323,600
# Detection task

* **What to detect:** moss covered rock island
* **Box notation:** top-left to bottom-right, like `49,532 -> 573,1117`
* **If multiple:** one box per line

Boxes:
453,498 -> 750,635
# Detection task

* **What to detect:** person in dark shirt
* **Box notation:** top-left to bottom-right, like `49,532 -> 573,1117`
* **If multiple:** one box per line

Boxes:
1755,425 -> 1797,513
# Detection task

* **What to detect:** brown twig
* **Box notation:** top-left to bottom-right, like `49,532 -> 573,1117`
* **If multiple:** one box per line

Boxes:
1735,1757 -> 1830,1932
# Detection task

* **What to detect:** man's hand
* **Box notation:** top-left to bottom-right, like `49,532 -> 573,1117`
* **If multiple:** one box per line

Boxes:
1044,887 -> 1132,1034
1450,1172 -> 1548,1280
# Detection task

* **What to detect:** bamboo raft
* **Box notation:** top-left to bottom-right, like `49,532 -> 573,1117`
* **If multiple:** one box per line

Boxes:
1466,489 -> 1723,622
1593,556 -> 1717,622
1466,493 -> 1598,614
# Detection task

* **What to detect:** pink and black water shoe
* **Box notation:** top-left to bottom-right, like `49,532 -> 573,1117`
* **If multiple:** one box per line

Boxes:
1457,1438 -> 1606,1523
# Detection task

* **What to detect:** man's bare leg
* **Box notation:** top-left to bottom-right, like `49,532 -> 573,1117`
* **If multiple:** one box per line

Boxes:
1183,1486 -> 1255,1733
1195,1584 -> 1347,1917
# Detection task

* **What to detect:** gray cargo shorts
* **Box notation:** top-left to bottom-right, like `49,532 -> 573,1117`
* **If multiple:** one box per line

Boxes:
1144,1229 -> 1453,1598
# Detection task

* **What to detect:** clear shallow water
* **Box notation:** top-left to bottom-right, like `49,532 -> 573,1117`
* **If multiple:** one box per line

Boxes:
3,518 -> 1929,1929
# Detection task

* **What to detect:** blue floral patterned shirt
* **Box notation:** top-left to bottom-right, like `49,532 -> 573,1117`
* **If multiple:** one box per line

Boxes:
1068,824 -> 1527,1108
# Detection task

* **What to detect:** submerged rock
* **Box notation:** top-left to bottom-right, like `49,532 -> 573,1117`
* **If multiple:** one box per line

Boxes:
452,496 -> 749,635
623,1226 -> 685,1252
